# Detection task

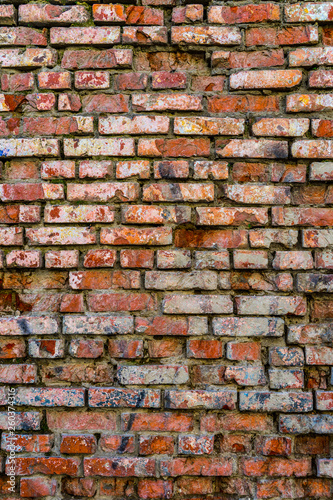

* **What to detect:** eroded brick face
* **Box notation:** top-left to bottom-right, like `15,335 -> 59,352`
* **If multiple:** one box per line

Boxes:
0,1 -> 333,497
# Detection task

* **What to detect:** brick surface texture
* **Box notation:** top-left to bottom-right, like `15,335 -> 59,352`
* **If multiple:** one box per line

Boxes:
0,0 -> 332,498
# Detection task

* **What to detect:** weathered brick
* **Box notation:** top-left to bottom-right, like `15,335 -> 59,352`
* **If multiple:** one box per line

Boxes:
116,161 -> 149,179
246,25 -> 318,46
240,391 -> 313,412
157,250 -> 191,269
160,457 -> 234,476
135,316 -> 207,336
145,271 -> 217,290
0,48 -> 57,68
61,49 -> 132,70
143,183 -> 213,202
292,139 -> 333,158
174,117 -> 244,135
121,205 -> 191,224
51,27 -> 120,45
317,459 -> 333,478
62,478 -> 97,497
230,70 -> 302,89
165,390 -> 237,409
236,295 -> 306,316
0,1 -> 330,490
67,182 -> 138,201
133,93 -> 202,111
287,94 -> 333,112
253,118 -> 309,137
26,227 -> 96,246
84,457 -> 156,477
19,4 -> 89,24
115,72 -> 148,91
88,388 -> 160,408
93,5 -> 164,25
84,249 -> 116,268
208,95 -> 280,113
0,5 -> 15,25
209,4 -> 280,23
171,26 -> 241,45
45,205 -> 114,224
99,115 -> 169,135
100,434 -> 135,453
75,71 -> 110,90
123,26 -> 167,44
285,3 -> 333,22
175,229 -> 248,249
101,227 -> 172,246
63,315 -> 133,335
218,140 -> 288,159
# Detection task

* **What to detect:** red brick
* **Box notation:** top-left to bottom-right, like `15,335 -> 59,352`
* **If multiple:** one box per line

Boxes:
187,340 -> 223,359
230,70 -> 302,89
191,76 -> 225,92
62,478 -> 96,498
100,435 -> 135,455
82,94 -> 129,113
148,339 -> 182,358
61,49 -> 132,70
138,479 -> 173,499
7,250 -> 41,268
229,49 -> 285,69
93,5 -> 164,25
133,93 -> 202,111
108,339 -> 143,358
255,436 -> 292,456
171,26 -> 241,45
175,477 -> 214,495
172,5 -> 203,23
0,5 -> 15,25
208,4 -> 280,23
160,457 -> 234,476
10,457 -> 80,476
58,93 -> 81,111
114,72 -> 148,90
246,25 -> 318,46
51,27 -> 120,45
69,339 -> 103,358
323,26 -> 333,45
101,227 -> 172,246
2,73 -> 34,92
152,71 -> 187,89
60,435 -> 96,454
123,26 -> 168,44
121,413 -> 194,432
75,71 -> 110,89
227,341 -> 261,361
2,433 -> 52,453
295,435 -> 329,454
208,95 -> 279,113
69,270 -> 140,290
19,4 -> 89,24
20,477 -> 57,498
60,294 -> 84,313
139,435 -> 174,455
84,249 -> 116,268
84,457 -> 156,477
38,71 -> 71,89
88,293 -> 156,312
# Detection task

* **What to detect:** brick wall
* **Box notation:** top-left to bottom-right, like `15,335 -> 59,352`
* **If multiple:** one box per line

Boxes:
0,0 -> 332,498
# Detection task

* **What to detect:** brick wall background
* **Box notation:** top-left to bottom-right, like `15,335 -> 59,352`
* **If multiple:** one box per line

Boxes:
0,0 -> 332,498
